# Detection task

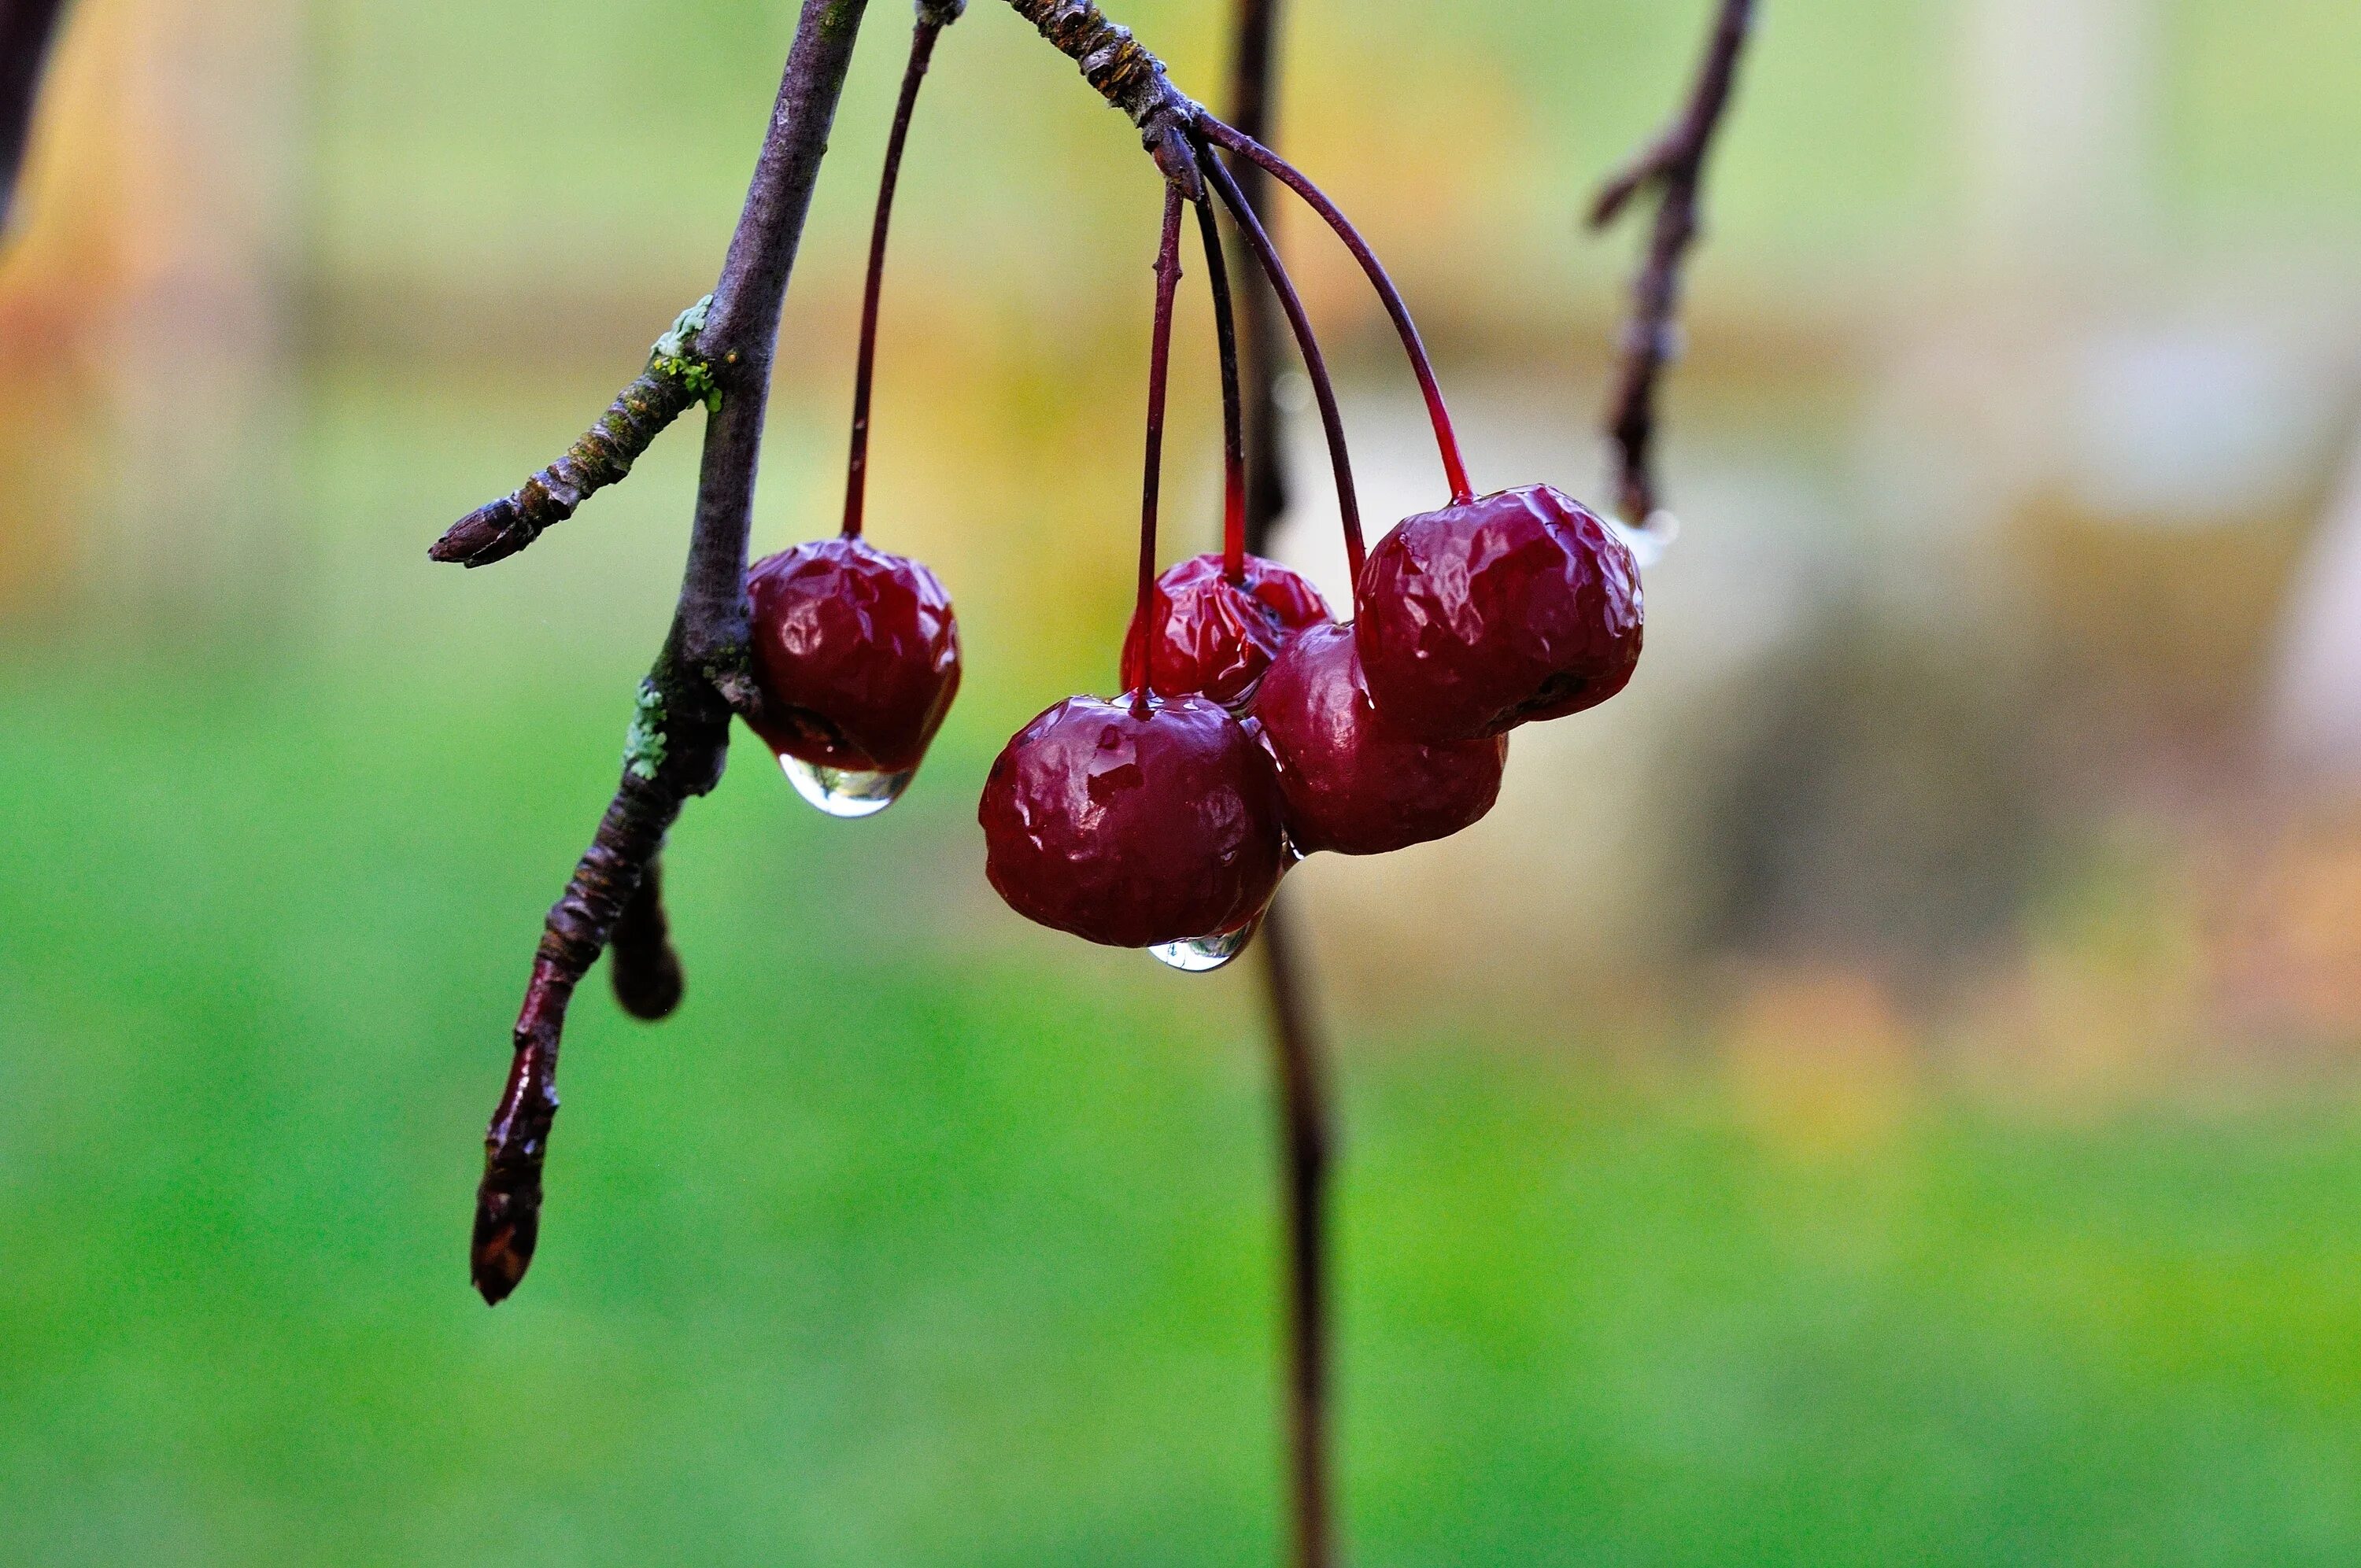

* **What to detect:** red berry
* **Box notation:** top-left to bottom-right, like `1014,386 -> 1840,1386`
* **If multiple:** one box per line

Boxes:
980,695 -> 1288,949
1121,552 -> 1332,707
1355,484 -> 1642,742
1248,622 -> 1506,856
745,536 -> 961,774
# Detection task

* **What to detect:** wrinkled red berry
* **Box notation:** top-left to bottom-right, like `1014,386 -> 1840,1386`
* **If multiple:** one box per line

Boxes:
1355,484 -> 1642,742
1249,622 -> 1506,856
745,536 -> 961,773
981,695 -> 1287,948
1120,552 -> 1332,707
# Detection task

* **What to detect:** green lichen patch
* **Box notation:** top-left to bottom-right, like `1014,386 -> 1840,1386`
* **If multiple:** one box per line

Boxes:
623,681 -> 669,780
651,296 -> 722,412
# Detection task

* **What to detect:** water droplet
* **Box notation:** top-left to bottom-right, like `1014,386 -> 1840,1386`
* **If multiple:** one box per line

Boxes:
1607,510 -> 1677,569
1147,920 -> 1259,974
781,754 -> 913,818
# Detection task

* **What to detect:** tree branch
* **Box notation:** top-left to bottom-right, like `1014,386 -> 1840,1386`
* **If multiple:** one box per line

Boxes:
1589,0 -> 1754,526
430,302 -> 715,566
1225,0 -> 1288,555
469,0 -> 873,1306
1221,6 -> 1338,1568
0,0 -> 69,239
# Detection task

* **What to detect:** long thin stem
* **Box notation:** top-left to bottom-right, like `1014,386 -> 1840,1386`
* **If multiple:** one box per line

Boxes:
471,0 -> 873,1306
844,13 -> 950,538
1128,181 -> 1188,714
1192,191 -> 1248,581
1199,142 -> 1365,600
1199,115 -> 1473,506
1589,0 -> 1755,525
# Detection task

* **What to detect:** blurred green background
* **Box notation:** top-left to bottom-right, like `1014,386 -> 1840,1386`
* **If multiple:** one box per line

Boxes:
7,0 -> 2361,1562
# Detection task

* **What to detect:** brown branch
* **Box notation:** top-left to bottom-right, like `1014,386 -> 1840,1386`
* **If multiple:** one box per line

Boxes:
0,0 -> 69,238
1589,0 -> 1755,526
1225,0 -> 1288,555
999,0 -> 1198,176
430,305 -> 712,567
608,854 -> 685,1021
1221,6 -> 1337,1568
468,0 -> 874,1306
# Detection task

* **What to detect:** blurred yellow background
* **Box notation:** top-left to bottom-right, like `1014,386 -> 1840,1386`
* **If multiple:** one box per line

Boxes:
6,1 -> 2361,1562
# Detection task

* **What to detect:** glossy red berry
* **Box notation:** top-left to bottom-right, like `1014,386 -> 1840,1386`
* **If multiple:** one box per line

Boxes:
745,535 -> 961,777
980,695 -> 1288,949
1355,484 -> 1642,742
1249,621 -> 1506,857
1120,552 -> 1332,707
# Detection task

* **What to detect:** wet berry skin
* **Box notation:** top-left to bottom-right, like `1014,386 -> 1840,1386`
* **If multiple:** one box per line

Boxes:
1355,485 -> 1642,742
1121,552 -> 1332,707
745,536 -> 960,773
980,695 -> 1288,949
1249,622 -> 1507,857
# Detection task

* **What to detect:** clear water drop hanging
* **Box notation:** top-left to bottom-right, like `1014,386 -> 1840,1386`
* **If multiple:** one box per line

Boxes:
781,755 -> 914,818
1147,920 -> 1259,974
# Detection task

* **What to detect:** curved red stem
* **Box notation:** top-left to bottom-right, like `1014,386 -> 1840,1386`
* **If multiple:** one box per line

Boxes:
1129,181 -> 1188,714
1199,140 -> 1365,606
1199,115 -> 1473,506
842,16 -> 945,538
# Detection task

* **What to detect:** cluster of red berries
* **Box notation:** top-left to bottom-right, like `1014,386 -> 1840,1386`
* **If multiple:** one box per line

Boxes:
740,62 -> 1642,971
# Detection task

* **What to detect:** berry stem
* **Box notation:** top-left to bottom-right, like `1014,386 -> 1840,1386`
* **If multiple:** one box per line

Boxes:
1129,180 -> 1188,716
1199,140 -> 1365,606
1194,190 -> 1249,582
1199,116 -> 1474,506
842,13 -> 948,539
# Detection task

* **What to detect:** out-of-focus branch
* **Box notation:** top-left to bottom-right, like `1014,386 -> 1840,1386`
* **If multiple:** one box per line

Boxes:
1590,0 -> 1755,526
470,0 -> 874,1306
0,0 -> 70,238
1226,0 -> 1288,548
1220,6 -> 1338,1568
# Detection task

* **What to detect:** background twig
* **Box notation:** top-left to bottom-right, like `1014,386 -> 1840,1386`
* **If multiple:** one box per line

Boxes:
1224,5 -> 1336,1567
1590,0 -> 1755,526
0,0 -> 70,238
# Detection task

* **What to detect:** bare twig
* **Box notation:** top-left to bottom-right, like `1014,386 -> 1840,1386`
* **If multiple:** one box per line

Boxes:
1222,6 -> 1338,1567
1589,0 -> 1755,526
470,0 -> 874,1305
1225,0 -> 1289,549
0,0 -> 69,238
430,304 -> 713,567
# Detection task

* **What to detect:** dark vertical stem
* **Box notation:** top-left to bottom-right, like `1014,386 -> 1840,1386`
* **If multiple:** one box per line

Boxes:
1257,895 -> 1334,1568
1589,0 -> 1755,524
1193,192 -> 1248,581
843,15 -> 947,538
1129,182 -> 1188,715
0,0 -> 67,238
1226,8 -> 1336,1567
1200,143 -> 1364,602
1226,0 -> 1289,553
1199,116 -> 1472,506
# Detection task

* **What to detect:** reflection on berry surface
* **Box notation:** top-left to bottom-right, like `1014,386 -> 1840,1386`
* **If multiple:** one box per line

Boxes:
745,536 -> 961,777
980,695 -> 1288,949
1356,485 -> 1642,742
1121,552 -> 1332,707
1250,622 -> 1507,857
